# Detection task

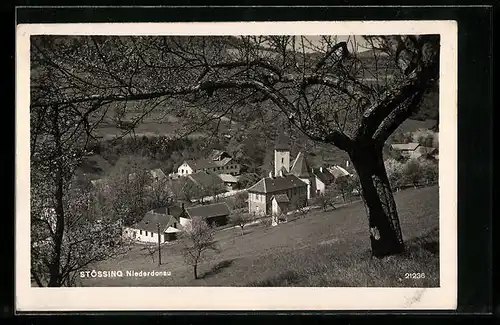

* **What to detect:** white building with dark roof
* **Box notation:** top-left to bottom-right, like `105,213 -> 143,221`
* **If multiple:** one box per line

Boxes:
247,131 -> 308,216
123,207 -> 182,243
312,166 -> 336,195
177,154 -> 240,177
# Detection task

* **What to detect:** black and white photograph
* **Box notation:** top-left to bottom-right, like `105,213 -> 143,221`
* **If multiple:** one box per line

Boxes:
16,21 -> 457,311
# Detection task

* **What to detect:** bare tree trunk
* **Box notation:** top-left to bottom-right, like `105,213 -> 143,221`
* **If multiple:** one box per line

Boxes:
350,143 -> 405,258
48,106 -> 64,287
193,264 -> 198,279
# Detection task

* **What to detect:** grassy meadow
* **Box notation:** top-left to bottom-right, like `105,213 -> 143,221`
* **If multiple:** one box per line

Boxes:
80,186 -> 439,287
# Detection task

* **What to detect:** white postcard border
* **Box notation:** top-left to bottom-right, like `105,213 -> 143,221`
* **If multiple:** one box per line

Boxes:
16,20 -> 457,311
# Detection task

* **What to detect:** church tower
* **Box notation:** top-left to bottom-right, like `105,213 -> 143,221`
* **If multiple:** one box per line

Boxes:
274,131 -> 290,177
290,151 -> 317,200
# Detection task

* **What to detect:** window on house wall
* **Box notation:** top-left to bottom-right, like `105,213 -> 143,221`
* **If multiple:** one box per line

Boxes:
151,232 -> 154,238
145,231 -> 148,236
140,230 -> 142,235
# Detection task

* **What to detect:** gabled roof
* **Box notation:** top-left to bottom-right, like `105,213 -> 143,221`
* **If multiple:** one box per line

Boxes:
215,157 -> 233,167
274,131 -> 290,151
183,159 -> 219,170
247,174 -> 307,194
328,165 -> 351,178
391,143 -> 420,151
132,209 -> 177,233
208,149 -> 230,161
218,173 -> 238,183
151,205 -> 185,219
183,157 -> 235,170
272,194 -> 290,203
185,202 -> 231,219
290,152 -> 313,178
188,171 -> 225,189
313,167 -> 335,185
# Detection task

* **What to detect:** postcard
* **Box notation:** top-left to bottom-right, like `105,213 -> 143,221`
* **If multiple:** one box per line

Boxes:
16,20 -> 457,311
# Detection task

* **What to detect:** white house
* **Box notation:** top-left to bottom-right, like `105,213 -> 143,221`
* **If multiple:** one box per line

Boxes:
312,167 -> 336,195
271,194 -> 291,225
123,207 -> 181,243
177,157 -> 241,177
247,131 -> 311,217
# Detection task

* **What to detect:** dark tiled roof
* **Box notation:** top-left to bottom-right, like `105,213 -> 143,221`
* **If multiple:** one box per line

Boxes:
274,131 -> 290,151
313,168 -> 335,185
208,149 -> 230,161
188,171 -> 225,189
185,159 -> 219,170
151,205 -> 185,219
185,157 -> 235,170
290,152 -> 313,178
247,174 -> 307,194
132,210 -> 176,233
272,194 -> 290,203
185,202 -> 231,219
216,157 -> 233,166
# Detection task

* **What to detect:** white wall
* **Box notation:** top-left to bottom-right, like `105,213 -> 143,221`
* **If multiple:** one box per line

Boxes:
315,178 -> 326,195
177,163 -> 194,176
274,150 -> 290,176
123,227 -> 160,243
179,217 -> 191,229
248,192 -> 267,215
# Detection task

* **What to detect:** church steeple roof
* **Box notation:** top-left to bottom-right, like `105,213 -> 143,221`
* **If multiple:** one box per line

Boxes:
274,131 -> 290,151
290,152 -> 313,178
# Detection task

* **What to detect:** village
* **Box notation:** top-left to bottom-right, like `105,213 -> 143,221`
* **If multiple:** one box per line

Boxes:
92,131 -> 356,246
29,34 -> 441,288
47,116 -> 438,286
32,111 -> 440,287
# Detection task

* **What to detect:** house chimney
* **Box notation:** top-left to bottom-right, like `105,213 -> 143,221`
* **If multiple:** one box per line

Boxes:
269,171 -> 273,178
166,206 -> 170,215
279,169 -> 284,177
181,203 -> 185,211
320,166 -> 323,173
346,160 -> 349,167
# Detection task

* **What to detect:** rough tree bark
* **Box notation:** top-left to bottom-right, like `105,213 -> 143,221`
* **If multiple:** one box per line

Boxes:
349,141 -> 404,257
